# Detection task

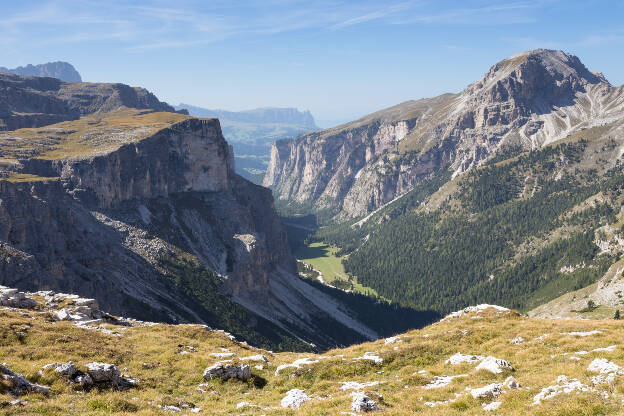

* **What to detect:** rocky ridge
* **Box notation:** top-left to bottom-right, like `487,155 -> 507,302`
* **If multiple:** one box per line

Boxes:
265,49 -> 624,219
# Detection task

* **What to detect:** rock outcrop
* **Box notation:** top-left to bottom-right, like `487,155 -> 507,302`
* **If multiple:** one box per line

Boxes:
203,363 -> 251,381
0,364 -> 50,397
265,49 -> 624,219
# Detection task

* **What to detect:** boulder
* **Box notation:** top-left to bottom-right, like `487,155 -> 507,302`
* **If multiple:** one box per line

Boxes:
470,383 -> 502,399
0,286 -> 38,309
55,361 -> 77,377
281,389 -> 310,409
203,363 -> 251,381
75,373 -> 94,388
0,363 -> 50,396
445,352 -> 484,365
85,362 -> 121,384
587,358 -> 620,374
351,392 -> 379,412
475,356 -> 514,374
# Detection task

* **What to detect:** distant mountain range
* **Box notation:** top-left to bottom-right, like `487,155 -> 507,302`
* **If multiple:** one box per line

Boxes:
179,104 -> 316,128
177,104 -> 318,182
0,61 -> 82,82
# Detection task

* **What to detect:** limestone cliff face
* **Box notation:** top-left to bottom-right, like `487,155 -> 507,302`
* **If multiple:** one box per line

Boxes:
265,49 -> 624,219
52,118 -> 231,209
0,113 -> 378,349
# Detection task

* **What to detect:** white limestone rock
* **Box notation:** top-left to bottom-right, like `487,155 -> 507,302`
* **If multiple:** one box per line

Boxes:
532,376 -> 591,405
203,363 -> 251,381
0,363 -> 50,396
280,389 -> 310,409
588,358 -> 620,374
85,362 -> 121,384
210,352 -> 236,359
483,401 -> 502,411
340,381 -> 380,391
240,354 -> 268,363
475,356 -> 514,374
443,304 -> 509,320
275,357 -> 319,375
0,286 -> 37,309
423,374 -> 467,389
351,392 -> 379,412
445,352 -> 484,365
470,383 -> 502,399
355,352 -> 383,364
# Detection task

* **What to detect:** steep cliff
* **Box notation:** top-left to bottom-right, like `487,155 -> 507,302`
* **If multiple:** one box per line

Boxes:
178,104 -> 318,181
0,73 -> 186,131
0,109 -> 387,350
265,49 -> 624,219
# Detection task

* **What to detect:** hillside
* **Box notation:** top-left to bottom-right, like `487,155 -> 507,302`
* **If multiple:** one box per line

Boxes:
264,49 -> 624,220
179,104 -> 317,182
0,61 -> 82,82
3,289 -> 624,415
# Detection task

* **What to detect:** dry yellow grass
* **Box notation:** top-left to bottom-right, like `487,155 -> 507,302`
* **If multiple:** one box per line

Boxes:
0,109 -> 193,163
2,301 -> 624,415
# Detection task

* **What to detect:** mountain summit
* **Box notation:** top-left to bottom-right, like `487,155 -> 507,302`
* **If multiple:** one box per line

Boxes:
0,61 -> 82,82
265,49 -> 624,219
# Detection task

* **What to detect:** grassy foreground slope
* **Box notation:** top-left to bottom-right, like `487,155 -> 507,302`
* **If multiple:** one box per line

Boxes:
3,295 -> 624,415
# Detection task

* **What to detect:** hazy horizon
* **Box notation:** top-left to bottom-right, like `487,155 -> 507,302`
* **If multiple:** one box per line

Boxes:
2,0 -> 624,128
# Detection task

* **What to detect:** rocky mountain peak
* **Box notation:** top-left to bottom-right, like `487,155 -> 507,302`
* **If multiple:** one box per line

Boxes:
0,61 -> 82,82
461,49 -> 608,110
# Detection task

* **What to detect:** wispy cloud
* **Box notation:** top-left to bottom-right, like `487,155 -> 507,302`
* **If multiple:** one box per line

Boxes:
330,2 -> 418,30
0,0 -> 560,52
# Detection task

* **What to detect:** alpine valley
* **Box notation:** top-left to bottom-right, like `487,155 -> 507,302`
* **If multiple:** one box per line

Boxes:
3,48 -> 624,416
266,49 -> 624,317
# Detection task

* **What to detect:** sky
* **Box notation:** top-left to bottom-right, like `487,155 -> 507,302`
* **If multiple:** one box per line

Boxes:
1,1 -> 623,127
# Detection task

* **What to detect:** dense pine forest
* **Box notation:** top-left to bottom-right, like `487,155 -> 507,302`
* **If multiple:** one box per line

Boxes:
297,139 -> 624,314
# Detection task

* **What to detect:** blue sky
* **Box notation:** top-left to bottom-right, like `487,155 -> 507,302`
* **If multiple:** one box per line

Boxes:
1,1 -> 623,127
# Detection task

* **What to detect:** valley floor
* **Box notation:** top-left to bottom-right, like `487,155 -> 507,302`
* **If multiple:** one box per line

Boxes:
2,290 -> 624,415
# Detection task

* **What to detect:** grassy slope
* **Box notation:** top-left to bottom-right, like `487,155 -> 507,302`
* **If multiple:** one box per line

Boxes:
3,303 -> 624,415
0,109 -> 192,163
